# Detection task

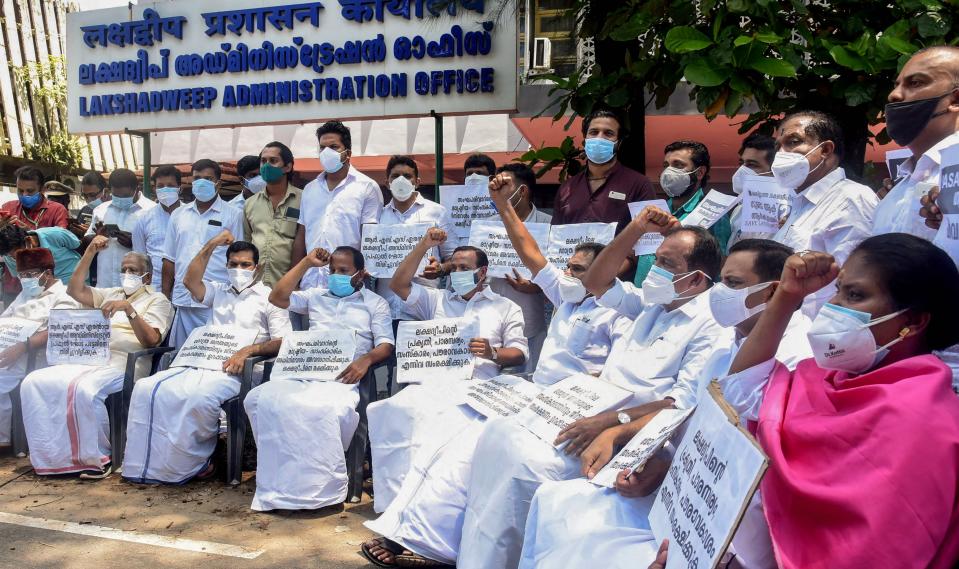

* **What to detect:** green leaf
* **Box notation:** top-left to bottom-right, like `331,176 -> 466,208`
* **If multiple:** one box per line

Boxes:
749,57 -> 797,77
536,147 -> 565,162
733,35 -> 753,47
684,57 -> 729,87
878,34 -> 917,56
917,12 -> 949,38
609,13 -> 650,42
844,83 -> 874,106
727,0 -> 749,12
724,90 -> 743,116
605,87 -> 630,108
755,30 -> 783,44
729,75 -> 751,93
665,27 -> 714,53
829,46 -> 868,71
883,20 -> 911,39
850,31 -> 872,56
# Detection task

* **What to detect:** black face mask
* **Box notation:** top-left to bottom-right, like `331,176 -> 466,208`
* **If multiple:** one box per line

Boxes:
885,90 -> 956,146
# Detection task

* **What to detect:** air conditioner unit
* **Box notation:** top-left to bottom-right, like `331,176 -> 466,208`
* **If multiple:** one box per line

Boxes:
532,37 -> 552,70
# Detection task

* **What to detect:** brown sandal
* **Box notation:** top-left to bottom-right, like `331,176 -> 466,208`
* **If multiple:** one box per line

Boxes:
360,537 -> 404,567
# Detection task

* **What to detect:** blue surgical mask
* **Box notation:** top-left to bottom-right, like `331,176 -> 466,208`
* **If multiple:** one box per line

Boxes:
19,276 -> 41,298
111,195 -> 134,210
88,197 -> 103,209
584,137 -> 616,165
450,269 -> 480,297
192,179 -> 217,202
329,272 -> 357,297
19,193 -> 41,210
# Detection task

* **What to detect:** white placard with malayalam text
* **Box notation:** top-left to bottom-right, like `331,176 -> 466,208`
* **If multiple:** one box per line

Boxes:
739,175 -> 790,235
933,144 -> 959,265
468,219 -> 550,279
680,190 -> 740,230
46,309 -> 111,366
590,408 -> 693,488
0,318 -> 42,352
440,185 -> 498,240
463,374 -> 542,419
271,329 -> 356,381
171,325 -> 259,372
395,317 -> 478,384
361,222 -> 431,278
629,199 -> 671,255
545,222 -> 616,268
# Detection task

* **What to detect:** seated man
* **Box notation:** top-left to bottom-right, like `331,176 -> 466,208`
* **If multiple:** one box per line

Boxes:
361,173 -> 632,566
0,248 -> 78,449
457,208 -> 732,569
0,217 -> 81,284
519,238 -> 812,569
122,232 -> 290,484
368,229 -> 528,513
21,236 -> 173,478
245,246 -> 393,511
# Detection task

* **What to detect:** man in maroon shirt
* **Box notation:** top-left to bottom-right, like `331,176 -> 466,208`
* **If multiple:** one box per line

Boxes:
2,166 -> 68,230
551,109 -> 656,232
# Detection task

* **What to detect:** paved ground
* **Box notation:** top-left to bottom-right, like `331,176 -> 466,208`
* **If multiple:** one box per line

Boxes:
0,455 -> 379,568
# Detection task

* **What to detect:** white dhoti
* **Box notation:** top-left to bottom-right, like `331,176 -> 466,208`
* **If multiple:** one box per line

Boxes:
519,479 -> 658,569
122,368 -> 239,484
0,370 -> 26,446
169,306 -> 211,349
458,416 -> 580,569
245,379 -> 359,511
21,365 -> 124,475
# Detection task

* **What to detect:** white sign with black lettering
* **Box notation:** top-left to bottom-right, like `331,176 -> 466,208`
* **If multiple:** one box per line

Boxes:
468,219 -> 550,278
590,408 -> 693,488
739,175 -> 790,235
463,374 -> 542,419
650,385 -> 768,569
681,190 -> 740,230
46,309 -> 111,366
545,222 -> 616,268
515,374 -> 632,447
0,318 -> 42,352
171,325 -> 259,372
933,144 -> 959,265
395,317 -> 478,384
440,185 -> 497,240
271,329 -> 356,381
361,222 -> 432,278
885,148 -> 912,180
628,199 -> 671,255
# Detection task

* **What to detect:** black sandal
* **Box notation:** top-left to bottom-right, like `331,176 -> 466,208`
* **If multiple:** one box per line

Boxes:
360,537 -> 405,567
394,552 -> 453,567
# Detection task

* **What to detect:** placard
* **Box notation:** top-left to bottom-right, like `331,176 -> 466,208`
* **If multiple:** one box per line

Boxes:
650,384 -> 768,569
171,325 -> 259,371
739,175 -> 790,235
463,374 -> 542,419
270,329 -> 356,381
515,374 -> 632,447
933,144 -> 959,265
885,148 -> 912,180
589,408 -> 693,488
440,185 -> 498,240
46,309 -> 111,366
544,222 -> 616,268
361,222 -> 431,278
628,199 -> 671,255
680,190 -> 741,230
395,317 -> 478,384
0,318 -> 42,352
468,219 -> 550,279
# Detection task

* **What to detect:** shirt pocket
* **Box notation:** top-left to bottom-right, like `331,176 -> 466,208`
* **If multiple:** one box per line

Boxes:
566,318 -> 595,355
277,217 -> 299,240
637,335 -> 682,377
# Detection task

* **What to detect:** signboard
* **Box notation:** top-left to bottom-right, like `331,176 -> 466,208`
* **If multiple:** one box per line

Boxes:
628,199 -> 671,255
440,184 -> 497,240
885,148 -> 912,180
395,317 -> 477,383
739,175 -> 790,235
271,329 -> 356,381
933,144 -> 959,264
171,325 -> 259,371
462,374 -> 541,419
0,318 -> 42,352
468,219 -> 550,278
361,222 -> 431,278
650,384 -> 768,569
46,309 -> 111,366
66,0 -> 519,134
589,408 -> 693,488
680,190 -> 740,230
544,222 -> 616,268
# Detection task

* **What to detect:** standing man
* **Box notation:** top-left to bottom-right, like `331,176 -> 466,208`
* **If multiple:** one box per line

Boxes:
84,168 -> 155,289
293,120 -> 383,289
163,159 -> 244,347
3,166 -> 68,230
75,171 -> 110,236
728,133 -> 778,247
230,155 -> 264,211
243,142 -> 302,287
133,165 -> 181,288
770,110 -> 877,317
464,153 -> 496,183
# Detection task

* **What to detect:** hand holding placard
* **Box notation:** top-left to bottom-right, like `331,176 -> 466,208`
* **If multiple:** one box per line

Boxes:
46,309 -> 111,366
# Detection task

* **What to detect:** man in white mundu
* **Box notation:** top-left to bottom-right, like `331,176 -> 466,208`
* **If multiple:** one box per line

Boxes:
122,232 -> 291,484
21,236 -> 173,478
368,228 -> 528,514
458,207 -> 732,569
245,245 -> 393,510
0,248 -> 79,448
361,175 -> 632,566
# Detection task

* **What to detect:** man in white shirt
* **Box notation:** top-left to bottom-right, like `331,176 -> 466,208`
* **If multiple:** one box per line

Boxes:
229,155 -> 263,211
375,155 -> 457,318
133,165 -> 181,289
123,233 -> 291,484
246,245 -> 393,510
368,228 -> 528,513
162,159 -> 244,348
457,207 -> 731,569
728,133 -> 777,247
84,168 -> 156,288
293,120 -> 383,289
770,110 -> 878,318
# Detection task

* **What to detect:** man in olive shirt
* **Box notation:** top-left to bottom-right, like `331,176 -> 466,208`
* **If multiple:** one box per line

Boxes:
243,141 -> 302,287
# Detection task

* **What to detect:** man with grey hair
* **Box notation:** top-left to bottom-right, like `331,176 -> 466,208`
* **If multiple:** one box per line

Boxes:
20,234 -> 174,479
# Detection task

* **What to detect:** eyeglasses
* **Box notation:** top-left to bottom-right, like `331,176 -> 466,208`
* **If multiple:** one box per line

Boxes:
18,270 -> 44,278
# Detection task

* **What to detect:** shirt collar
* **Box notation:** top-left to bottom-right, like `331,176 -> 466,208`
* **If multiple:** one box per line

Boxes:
319,166 -> 357,191
673,287 -> 710,318
451,283 -> 498,303
386,192 -> 426,213
323,286 -> 363,300
795,167 -> 846,206
669,188 -> 706,216
188,197 -> 225,214
908,130 -> 959,177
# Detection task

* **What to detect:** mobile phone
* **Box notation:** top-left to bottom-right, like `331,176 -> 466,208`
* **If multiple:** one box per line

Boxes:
78,212 -> 93,225
104,223 -> 120,237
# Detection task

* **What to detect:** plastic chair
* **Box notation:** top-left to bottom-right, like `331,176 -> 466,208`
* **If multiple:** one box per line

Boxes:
344,361 -> 387,503
223,355 -> 272,485
110,346 -> 178,468
9,346 -> 39,457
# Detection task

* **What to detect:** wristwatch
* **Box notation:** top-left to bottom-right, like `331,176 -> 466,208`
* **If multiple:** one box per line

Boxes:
489,346 -> 499,362
618,412 -> 632,425
127,310 -> 139,320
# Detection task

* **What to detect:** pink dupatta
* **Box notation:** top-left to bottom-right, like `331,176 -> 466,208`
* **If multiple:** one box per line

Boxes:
757,354 -> 959,569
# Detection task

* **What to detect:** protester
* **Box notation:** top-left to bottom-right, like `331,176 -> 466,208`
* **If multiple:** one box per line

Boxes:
76,170 -> 109,233
3,166 -> 68,230
770,110 -> 878,318
123,233 -> 290,484
463,152 -> 496,182
21,236 -> 173,478
133,166 -> 182,288
374,155 -> 456,318
293,120 -> 383,289
162,159 -> 244,348
42,181 -> 74,211
368,228 -> 527,514
84,168 -> 155,289
242,142 -> 302,287
230,154 -> 264,211
728,133 -> 778,246
247,246 -> 392,510
0,217 -> 81,284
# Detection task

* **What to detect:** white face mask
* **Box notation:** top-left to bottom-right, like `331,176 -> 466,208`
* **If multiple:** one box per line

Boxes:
389,176 -> 416,202
319,147 -> 345,174
659,166 -> 695,197
450,269 -> 481,297
730,165 -> 772,195
641,265 -> 705,305
708,281 -> 772,327
558,274 -> 588,304
771,141 -> 826,190
155,186 -> 180,207
121,273 -> 144,295
465,173 -> 489,187
806,303 -> 908,374
19,277 -> 41,298
243,176 -> 267,194
228,268 -> 256,291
